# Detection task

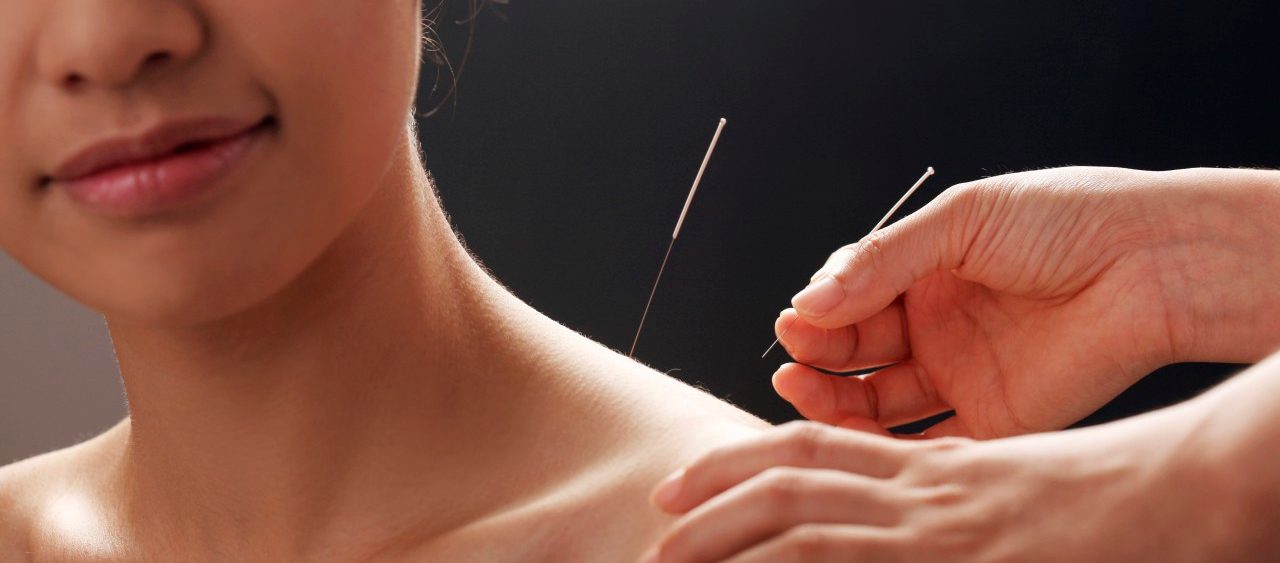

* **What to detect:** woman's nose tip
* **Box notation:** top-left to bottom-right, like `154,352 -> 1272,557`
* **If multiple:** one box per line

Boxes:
36,2 -> 203,91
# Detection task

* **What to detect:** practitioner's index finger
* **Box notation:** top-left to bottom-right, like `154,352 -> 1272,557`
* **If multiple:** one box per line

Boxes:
775,305 -> 909,372
794,190 -> 973,330
764,167 -> 935,354
789,167 -> 954,330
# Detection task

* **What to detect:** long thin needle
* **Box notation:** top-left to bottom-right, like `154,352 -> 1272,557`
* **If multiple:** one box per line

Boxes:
629,117 -> 728,358
762,166 -> 935,358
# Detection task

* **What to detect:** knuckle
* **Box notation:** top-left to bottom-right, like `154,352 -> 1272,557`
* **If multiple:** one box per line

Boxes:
939,182 -> 987,237
776,419 -> 813,435
948,177 -> 989,199
962,172 -> 1023,197
943,178 -> 1007,229
822,233 -> 886,287
854,230 -> 889,274
777,421 -> 826,465
931,180 -> 978,215
756,466 -> 805,509
902,436 -> 972,468
817,244 -> 858,281
827,242 -> 860,265
915,483 -> 969,508
897,444 -> 969,487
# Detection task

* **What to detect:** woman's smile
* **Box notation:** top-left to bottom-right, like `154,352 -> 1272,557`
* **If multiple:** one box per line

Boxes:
44,115 -> 277,219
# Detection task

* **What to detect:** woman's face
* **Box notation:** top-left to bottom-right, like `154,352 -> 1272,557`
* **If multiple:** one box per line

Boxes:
0,0 -> 423,326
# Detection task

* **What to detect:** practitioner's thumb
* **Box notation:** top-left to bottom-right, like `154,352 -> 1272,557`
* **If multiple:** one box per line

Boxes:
790,187 -> 973,330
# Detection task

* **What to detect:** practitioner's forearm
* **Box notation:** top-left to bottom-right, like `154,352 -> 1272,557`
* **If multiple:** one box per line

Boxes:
1175,351 -> 1280,553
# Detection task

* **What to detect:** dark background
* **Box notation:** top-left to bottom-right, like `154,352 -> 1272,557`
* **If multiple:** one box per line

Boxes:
416,0 -> 1276,427
5,0 -> 1277,465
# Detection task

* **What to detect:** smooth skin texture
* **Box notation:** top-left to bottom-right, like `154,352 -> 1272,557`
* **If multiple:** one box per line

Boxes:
639,167 -> 1280,561
645,360 -> 1280,561
773,167 -> 1280,437
0,1 -> 766,560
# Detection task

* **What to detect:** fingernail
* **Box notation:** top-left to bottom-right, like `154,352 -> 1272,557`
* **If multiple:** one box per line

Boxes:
638,547 -> 660,563
651,467 -> 685,508
792,275 -> 844,317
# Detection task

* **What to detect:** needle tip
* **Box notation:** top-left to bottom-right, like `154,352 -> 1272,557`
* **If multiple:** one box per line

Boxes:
718,117 -> 727,125
926,166 -> 936,176
761,338 -> 780,358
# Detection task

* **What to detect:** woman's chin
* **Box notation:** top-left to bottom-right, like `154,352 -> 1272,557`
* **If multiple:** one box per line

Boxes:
82,269 -> 294,329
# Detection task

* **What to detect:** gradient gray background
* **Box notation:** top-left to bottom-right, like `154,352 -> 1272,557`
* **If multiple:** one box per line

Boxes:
1,254 -> 124,464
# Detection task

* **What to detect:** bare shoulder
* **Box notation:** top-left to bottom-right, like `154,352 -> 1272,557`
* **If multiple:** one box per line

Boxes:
0,464 -> 30,559
0,446 -> 76,557
563,421 -> 764,558
417,413 -> 767,561
540,349 -> 774,557
0,450 -> 58,558
413,340 -> 772,560
0,420 -> 129,560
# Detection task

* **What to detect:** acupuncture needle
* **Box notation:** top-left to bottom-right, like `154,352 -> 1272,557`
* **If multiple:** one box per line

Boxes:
628,117 -> 728,358
761,166 -> 936,358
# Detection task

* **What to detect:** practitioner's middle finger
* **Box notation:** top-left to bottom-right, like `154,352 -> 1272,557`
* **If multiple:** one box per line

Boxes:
645,467 -> 900,563
775,303 -> 909,373
650,421 -> 907,514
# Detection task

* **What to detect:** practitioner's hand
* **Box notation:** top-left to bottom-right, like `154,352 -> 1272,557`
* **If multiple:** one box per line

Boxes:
640,419 -> 1253,563
771,167 -> 1280,438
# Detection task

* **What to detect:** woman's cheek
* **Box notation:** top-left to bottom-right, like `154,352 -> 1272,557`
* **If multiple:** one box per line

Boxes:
229,0 -> 419,208
0,0 -> 425,326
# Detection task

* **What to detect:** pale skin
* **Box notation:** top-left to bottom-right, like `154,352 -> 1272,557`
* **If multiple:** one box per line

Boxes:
642,167 -> 1280,561
0,1 -> 767,560
4,2 -> 1277,562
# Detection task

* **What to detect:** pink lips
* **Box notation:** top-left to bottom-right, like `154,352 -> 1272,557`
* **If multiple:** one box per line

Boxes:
47,116 -> 274,218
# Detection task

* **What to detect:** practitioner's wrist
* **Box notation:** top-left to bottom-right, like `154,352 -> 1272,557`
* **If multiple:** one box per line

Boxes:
1138,168 -> 1280,364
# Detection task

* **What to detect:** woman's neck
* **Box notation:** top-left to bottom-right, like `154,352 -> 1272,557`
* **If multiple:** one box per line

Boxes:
103,132 -> 587,554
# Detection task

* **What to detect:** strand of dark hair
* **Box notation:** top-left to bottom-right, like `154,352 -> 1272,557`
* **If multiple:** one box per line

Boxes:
418,0 -> 506,119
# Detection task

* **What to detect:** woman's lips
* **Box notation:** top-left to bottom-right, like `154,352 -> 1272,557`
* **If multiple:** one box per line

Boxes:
51,118 -> 274,218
